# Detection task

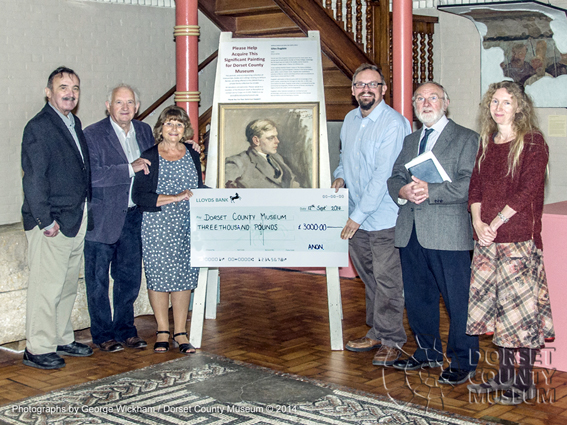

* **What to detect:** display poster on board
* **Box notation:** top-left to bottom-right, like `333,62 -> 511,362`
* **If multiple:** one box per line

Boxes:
218,39 -> 319,103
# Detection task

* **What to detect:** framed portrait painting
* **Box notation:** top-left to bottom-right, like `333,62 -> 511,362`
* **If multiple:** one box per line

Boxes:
218,103 -> 319,189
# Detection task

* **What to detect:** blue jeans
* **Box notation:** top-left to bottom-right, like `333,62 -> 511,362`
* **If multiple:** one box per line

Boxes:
84,208 -> 142,344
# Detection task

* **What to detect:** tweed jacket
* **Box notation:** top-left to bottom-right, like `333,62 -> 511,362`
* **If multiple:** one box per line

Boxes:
83,117 -> 154,244
387,119 -> 479,251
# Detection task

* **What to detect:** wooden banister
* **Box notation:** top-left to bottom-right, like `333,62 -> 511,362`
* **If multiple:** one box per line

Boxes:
198,106 -> 213,173
272,0 -> 372,78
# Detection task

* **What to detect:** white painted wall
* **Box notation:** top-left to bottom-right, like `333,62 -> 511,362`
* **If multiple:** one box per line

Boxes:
0,0 -> 221,226
0,0 -> 175,225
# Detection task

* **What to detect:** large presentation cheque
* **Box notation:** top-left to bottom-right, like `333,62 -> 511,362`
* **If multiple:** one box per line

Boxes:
190,188 -> 349,267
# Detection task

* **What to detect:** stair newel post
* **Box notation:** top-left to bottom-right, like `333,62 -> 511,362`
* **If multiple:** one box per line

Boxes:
174,0 -> 200,138
355,0 -> 362,45
419,22 -> 427,85
392,0 -> 413,123
325,0 -> 334,18
427,26 -> 435,82
346,0 -> 353,36
365,0 -> 373,57
413,30 -> 419,88
371,0 -> 390,105
336,0 -> 344,27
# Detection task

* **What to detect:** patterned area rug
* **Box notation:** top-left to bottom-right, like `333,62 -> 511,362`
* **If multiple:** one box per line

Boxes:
0,353 -> 490,424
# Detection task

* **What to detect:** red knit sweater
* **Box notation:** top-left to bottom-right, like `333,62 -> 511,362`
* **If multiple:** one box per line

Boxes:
468,132 -> 548,249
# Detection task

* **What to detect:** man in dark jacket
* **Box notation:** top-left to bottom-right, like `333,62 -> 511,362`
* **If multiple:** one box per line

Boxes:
83,84 -> 154,353
21,66 -> 93,369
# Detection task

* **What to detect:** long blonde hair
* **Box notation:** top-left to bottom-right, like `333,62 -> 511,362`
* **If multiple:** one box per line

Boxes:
478,81 -> 540,178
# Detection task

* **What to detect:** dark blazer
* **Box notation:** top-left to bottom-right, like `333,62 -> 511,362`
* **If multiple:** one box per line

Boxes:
84,117 -> 154,244
224,147 -> 300,188
132,143 -> 205,212
21,103 -> 92,237
387,119 -> 479,251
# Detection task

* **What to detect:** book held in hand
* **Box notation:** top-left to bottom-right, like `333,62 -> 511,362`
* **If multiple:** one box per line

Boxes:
405,151 -> 452,183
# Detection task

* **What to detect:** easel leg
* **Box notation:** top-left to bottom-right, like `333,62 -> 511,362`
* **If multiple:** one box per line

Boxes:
326,267 -> 344,350
205,268 -> 219,319
189,267 -> 208,348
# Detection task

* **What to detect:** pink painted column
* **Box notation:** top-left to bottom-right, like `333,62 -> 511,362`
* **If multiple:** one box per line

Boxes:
174,0 -> 200,139
392,0 -> 413,123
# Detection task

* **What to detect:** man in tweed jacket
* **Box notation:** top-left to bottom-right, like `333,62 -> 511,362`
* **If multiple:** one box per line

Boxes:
387,82 -> 479,385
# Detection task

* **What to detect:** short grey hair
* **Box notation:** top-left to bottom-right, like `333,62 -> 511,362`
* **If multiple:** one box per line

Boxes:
412,81 -> 450,105
107,84 -> 140,105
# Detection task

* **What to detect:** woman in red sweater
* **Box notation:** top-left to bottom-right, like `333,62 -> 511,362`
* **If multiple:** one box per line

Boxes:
466,81 -> 554,405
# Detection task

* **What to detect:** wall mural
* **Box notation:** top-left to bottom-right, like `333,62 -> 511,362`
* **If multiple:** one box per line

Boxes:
439,1 -> 567,107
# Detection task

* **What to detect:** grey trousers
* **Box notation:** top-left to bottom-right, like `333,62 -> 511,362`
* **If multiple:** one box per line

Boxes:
349,227 -> 407,347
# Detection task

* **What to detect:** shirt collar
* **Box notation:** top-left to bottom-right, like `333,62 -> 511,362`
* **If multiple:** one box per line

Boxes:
110,117 -> 135,138
255,149 -> 268,159
355,99 -> 386,121
49,103 -> 75,127
423,114 -> 449,134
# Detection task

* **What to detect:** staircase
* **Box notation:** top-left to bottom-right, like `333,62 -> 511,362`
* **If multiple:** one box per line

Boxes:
198,0 -> 373,120
138,0 -> 437,165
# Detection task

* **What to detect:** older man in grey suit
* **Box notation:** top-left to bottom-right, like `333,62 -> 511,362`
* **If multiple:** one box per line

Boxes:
387,82 -> 479,385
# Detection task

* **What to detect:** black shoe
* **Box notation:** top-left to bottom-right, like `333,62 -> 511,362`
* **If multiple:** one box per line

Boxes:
96,340 -> 124,353
56,341 -> 93,357
23,349 -> 65,370
173,332 -> 196,355
494,385 -> 537,405
154,331 -> 170,353
122,336 -> 148,349
439,367 -> 475,385
392,356 -> 444,371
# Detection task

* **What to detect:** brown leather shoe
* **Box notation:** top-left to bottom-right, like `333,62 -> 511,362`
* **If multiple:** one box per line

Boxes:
345,336 -> 381,352
372,345 -> 401,366
97,340 -> 124,353
123,336 -> 148,349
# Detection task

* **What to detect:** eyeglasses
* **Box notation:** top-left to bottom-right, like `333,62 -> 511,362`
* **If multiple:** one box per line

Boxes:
163,122 -> 184,129
414,95 -> 444,104
353,81 -> 384,89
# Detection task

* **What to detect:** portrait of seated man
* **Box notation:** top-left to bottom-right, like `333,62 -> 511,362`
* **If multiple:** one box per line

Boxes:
225,119 -> 301,188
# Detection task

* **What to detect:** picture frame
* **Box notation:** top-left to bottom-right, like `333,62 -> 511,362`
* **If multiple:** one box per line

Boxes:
218,102 -> 319,188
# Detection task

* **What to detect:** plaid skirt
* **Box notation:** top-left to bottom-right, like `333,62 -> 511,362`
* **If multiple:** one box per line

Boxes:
466,240 -> 555,348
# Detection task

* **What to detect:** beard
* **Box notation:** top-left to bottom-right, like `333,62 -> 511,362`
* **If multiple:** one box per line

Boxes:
416,107 -> 445,126
357,92 -> 376,111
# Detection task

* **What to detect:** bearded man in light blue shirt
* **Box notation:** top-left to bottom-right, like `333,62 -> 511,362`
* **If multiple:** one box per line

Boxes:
332,63 -> 411,366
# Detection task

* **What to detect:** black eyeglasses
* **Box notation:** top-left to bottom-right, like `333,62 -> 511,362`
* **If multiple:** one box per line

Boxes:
353,81 -> 384,89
